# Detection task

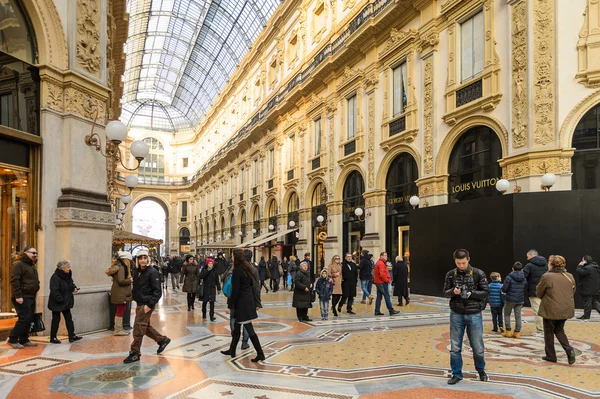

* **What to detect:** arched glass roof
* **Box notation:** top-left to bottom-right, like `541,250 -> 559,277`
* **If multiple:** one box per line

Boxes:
121,0 -> 282,132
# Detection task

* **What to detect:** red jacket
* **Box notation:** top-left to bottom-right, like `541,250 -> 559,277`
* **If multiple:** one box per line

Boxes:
374,259 -> 390,285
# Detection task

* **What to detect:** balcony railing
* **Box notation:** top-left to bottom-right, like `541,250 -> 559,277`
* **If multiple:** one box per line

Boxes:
252,187 -> 258,196
389,116 -> 406,137
456,79 -> 483,108
344,140 -> 356,157
287,169 -> 294,181
132,0 -> 394,187
267,179 -> 274,189
312,157 -> 321,170
239,193 -> 244,201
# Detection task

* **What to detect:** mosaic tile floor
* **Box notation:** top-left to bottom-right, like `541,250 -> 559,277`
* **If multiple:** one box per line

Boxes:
1,288 -> 599,399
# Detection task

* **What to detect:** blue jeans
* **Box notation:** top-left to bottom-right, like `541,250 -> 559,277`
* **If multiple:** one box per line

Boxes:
361,279 -> 372,300
319,299 -> 329,319
374,283 -> 394,314
449,311 -> 486,379
230,309 -> 249,344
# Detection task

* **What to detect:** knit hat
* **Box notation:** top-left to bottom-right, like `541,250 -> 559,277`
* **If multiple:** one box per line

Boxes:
206,258 -> 214,265
136,250 -> 149,258
118,251 -> 132,260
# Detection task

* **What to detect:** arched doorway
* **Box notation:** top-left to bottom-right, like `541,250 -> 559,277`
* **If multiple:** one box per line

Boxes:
284,191 -> 299,259
342,171 -> 365,258
251,206 -> 260,238
220,215 -> 226,241
385,153 -> 418,260
0,0 -> 40,311
229,213 -> 235,238
239,209 -> 247,239
131,200 -> 167,256
448,126 -> 502,203
571,103 -> 600,190
310,182 -> 327,274
179,227 -> 190,254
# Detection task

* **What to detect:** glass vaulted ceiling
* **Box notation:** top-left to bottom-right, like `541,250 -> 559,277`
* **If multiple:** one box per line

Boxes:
120,0 -> 281,132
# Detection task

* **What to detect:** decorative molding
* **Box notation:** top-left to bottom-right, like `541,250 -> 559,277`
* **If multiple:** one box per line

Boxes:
532,0 -> 556,145
76,0 -> 102,76
54,207 -> 115,230
337,67 -> 364,93
499,149 -> 574,178
511,0 -> 528,149
64,87 -> 108,123
416,31 -> 439,55
379,28 -> 418,61
327,201 -> 343,216
416,175 -> 448,197
23,0 -> 69,69
44,81 -> 64,112
328,116 -> 335,200
577,0 -> 600,88
364,190 -> 387,208
423,55 -> 434,174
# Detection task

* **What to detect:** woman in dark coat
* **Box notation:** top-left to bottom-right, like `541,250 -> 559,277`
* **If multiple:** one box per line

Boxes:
221,248 -> 265,362
180,255 -> 199,311
339,253 -> 358,314
392,256 -> 410,306
258,256 -> 269,293
292,261 -> 313,322
198,257 -> 221,321
48,260 -> 81,344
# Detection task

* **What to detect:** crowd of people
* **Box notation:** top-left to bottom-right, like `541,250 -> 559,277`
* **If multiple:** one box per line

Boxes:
4,244 -> 599,374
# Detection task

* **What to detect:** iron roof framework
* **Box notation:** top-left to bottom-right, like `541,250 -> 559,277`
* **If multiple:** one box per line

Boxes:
121,0 -> 281,132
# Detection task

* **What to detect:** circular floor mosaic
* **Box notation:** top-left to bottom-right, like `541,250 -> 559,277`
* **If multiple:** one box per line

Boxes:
49,362 -> 175,396
225,321 -> 292,333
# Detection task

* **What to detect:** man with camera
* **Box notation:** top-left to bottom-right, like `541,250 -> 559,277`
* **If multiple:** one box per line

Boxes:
443,249 -> 490,385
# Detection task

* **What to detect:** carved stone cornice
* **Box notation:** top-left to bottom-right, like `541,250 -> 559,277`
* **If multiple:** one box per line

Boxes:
499,149 -> 574,178
416,175 -> 448,197
416,30 -> 440,55
364,190 -> 386,208
54,207 -> 115,230
336,67 -> 364,93
306,94 -> 325,117
379,28 -> 418,63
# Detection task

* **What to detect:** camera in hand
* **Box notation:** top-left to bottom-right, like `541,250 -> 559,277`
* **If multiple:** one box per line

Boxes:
457,284 -> 469,299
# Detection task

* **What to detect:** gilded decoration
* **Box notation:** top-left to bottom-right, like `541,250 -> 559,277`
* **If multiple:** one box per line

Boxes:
577,0 -> 600,88
343,0 -> 357,11
327,201 -> 343,216
416,176 -> 447,197
328,114 -> 335,200
364,191 -> 386,208
64,87 -> 107,123
499,150 -> 574,178
511,0 -> 528,149
367,93 -> 375,189
76,0 -> 102,76
423,56 -> 434,174
532,0 -> 556,145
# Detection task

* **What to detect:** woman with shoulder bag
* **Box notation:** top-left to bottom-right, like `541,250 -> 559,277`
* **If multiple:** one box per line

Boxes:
180,254 -> 199,311
536,255 -> 577,364
48,260 -> 81,344
107,251 -> 133,336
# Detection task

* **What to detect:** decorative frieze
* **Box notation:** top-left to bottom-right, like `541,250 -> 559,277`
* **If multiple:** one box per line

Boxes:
532,0 -> 555,146
54,207 -> 115,229
511,0 -> 528,149
416,176 -> 447,197
499,150 -> 574,178
423,56 -> 434,175
64,87 -> 108,123
367,93 -> 375,189
364,190 -> 386,208
44,81 -> 64,112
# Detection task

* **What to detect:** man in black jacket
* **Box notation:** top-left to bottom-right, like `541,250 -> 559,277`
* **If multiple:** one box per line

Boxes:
8,247 -> 40,349
443,249 -> 489,385
358,250 -> 374,305
523,249 -> 548,336
576,255 -> 600,320
124,250 -> 170,363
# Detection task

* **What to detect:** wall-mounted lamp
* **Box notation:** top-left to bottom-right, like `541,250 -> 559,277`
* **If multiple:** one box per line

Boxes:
252,228 -> 257,234
289,220 -> 296,228
409,196 -> 420,209
495,179 -> 510,194
354,207 -> 371,222
238,231 -> 244,237
539,162 -> 557,192
227,233 -> 232,239
269,224 -> 275,231
83,111 -> 149,227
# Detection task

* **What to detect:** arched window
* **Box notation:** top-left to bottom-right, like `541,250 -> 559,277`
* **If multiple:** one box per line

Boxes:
572,103 -> 600,190
240,209 -> 247,236
343,171 -> 365,211
267,199 -> 277,232
448,126 -> 502,203
342,171 -> 365,256
386,153 -> 419,215
179,227 -> 190,252
220,216 -> 225,240
0,0 -> 36,63
252,206 -> 260,236
311,182 -> 326,207
138,138 -> 165,184
287,192 -> 299,213
229,213 -> 235,236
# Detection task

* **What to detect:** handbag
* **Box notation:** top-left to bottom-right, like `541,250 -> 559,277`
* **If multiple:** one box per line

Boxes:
310,289 -> 316,303
287,273 -> 292,286
30,313 -> 45,333
196,279 -> 204,297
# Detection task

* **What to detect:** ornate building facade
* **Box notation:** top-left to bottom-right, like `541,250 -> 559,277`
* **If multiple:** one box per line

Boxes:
0,0 -> 128,329
122,0 -> 600,273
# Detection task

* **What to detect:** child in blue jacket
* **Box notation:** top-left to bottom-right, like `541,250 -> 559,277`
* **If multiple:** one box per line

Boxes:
315,270 -> 334,320
489,272 -> 504,333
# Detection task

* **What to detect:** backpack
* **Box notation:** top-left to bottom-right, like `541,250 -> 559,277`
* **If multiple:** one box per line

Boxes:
452,268 -> 488,310
222,275 -> 232,297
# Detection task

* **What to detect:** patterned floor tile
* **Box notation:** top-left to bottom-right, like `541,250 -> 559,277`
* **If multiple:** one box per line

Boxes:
0,356 -> 71,375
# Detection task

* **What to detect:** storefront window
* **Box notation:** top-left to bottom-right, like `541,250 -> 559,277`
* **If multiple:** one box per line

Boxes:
448,126 -> 502,203
0,0 -> 36,63
572,103 -> 600,190
385,153 -> 418,259
342,171 -> 364,257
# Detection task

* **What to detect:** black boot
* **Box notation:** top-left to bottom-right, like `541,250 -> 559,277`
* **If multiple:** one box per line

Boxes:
249,334 -> 265,362
221,328 -> 241,358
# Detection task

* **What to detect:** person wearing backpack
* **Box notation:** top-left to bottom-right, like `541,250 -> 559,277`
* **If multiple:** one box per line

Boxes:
198,258 -> 221,321
443,249 -> 490,385
222,256 -> 251,350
